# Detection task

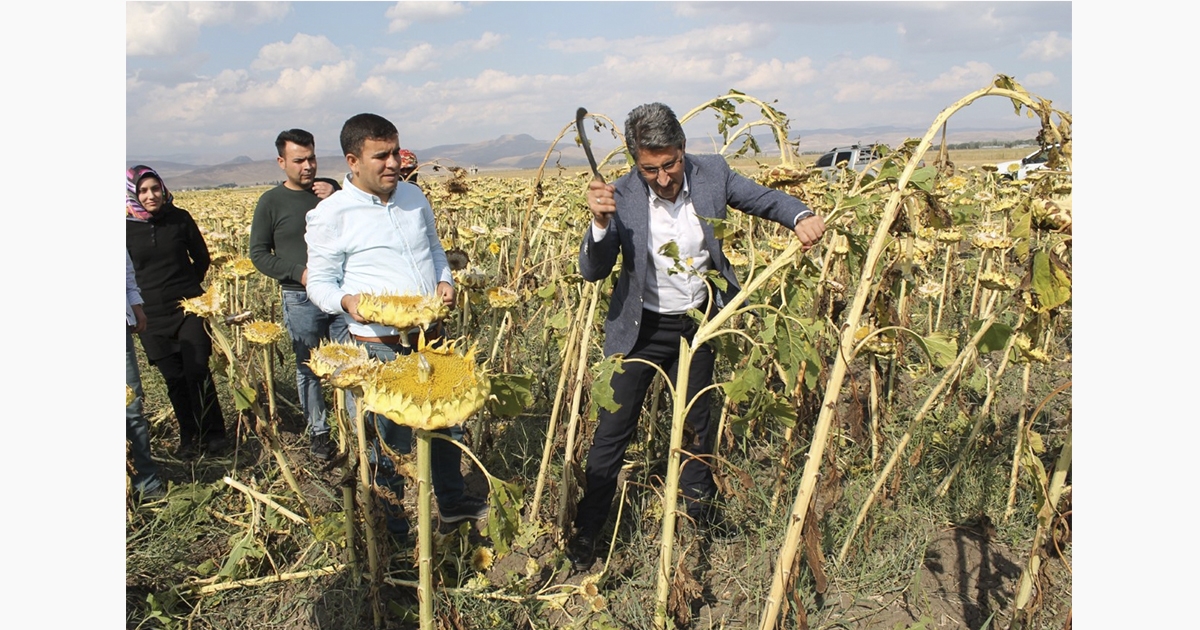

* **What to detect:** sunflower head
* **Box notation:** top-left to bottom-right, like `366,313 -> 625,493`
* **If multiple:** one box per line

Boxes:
471,546 -> 495,571
486,286 -> 520,309
360,339 -> 490,430
180,286 -> 224,318
243,321 -> 285,345
308,340 -> 379,390
971,228 -> 1013,251
356,293 -> 449,331
226,257 -> 257,278
978,271 -> 1019,292
724,250 -> 749,267
454,268 -> 489,290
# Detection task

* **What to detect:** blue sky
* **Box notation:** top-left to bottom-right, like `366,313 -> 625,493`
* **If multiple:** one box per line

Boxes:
126,1 -> 1072,163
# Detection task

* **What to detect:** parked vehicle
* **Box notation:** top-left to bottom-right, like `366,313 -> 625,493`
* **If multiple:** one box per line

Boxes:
813,144 -> 885,180
995,145 -> 1059,180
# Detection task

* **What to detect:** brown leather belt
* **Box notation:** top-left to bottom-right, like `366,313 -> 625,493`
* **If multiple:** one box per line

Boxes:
352,334 -> 405,344
353,322 -> 443,346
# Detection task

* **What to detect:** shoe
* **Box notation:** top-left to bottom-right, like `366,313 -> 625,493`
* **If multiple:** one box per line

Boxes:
136,479 -> 166,503
690,505 -> 741,541
439,495 -> 489,523
310,432 -> 334,461
173,441 -> 200,460
566,530 -> 598,571
203,436 -> 229,455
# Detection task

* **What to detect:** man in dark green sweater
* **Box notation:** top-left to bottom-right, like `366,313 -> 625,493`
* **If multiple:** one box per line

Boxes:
249,129 -> 344,460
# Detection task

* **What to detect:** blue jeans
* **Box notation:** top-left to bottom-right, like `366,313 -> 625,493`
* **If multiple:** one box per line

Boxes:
127,328 -> 162,493
282,290 -> 348,437
343,337 -> 467,536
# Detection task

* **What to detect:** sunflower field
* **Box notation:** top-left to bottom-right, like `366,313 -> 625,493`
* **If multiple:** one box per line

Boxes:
126,77 -> 1072,630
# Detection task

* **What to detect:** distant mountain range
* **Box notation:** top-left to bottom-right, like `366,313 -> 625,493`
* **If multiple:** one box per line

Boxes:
130,126 -> 1037,190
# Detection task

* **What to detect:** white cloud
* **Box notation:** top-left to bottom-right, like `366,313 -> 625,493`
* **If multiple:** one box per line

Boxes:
924,61 -> 997,93
127,3 -> 197,57
252,34 -> 343,71
1021,32 -> 1072,62
1022,71 -> 1058,88
130,61 -> 359,136
548,22 -> 774,57
128,1 -> 289,57
738,57 -> 818,92
238,62 -> 360,109
373,43 -> 439,74
386,1 -> 468,33
185,2 -> 290,27
472,31 -> 506,52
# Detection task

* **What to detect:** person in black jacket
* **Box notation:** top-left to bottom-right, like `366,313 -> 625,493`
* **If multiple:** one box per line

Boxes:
126,165 -> 228,459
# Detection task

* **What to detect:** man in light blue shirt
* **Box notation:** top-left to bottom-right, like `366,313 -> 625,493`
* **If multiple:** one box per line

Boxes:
306,113 -> 488,540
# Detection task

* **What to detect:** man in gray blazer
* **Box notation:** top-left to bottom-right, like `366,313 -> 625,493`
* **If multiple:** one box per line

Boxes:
567,102 -> 826,571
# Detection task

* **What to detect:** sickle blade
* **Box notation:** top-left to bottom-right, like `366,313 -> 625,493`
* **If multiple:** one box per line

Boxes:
576,107 -> 604,183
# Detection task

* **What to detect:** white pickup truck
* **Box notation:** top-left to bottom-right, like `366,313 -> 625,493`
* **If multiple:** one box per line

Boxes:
996,146 -> 1058,180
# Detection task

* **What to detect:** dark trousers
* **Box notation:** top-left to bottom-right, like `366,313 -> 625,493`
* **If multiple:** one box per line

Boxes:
147,314 -> 227,446
574,309 -> 717,536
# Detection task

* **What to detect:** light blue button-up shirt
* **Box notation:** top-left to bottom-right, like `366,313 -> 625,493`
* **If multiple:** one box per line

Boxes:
305,176 -> 453,337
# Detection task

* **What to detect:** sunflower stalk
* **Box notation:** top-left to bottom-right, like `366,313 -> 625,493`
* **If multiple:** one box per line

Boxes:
557,282 -> 601,533
836,312 -> 998,563
415,429 -> 436,630
936,309 -> 1025,496
758,81 -> 1062,630
1013,417 -> 1071,617
262,346 -> 277,421
201,312 -> 309,517
654,238 -> 810,630
352,398 -> 383,629
335,389 -> 359,576
529,285 -> 586,522
1004,361 -> 1035,522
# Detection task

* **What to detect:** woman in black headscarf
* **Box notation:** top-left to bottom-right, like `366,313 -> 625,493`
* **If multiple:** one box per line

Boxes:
125,165 -> 227,458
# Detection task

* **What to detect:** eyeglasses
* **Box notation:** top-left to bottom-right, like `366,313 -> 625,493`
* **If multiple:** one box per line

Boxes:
637,153 -> 684,178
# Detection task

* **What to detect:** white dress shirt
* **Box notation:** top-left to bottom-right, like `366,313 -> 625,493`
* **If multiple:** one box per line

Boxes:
591,175 -> 710,315
305,177 -> 453,337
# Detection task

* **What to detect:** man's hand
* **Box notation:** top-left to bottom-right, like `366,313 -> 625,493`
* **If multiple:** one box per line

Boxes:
794,215 -> 827,251
586,179 -> 616,230
313,180 -> 335,199
131,304 -> 147,334
436,281 -> 456,307
301,268 -> 308,286
341,293 -> 368,323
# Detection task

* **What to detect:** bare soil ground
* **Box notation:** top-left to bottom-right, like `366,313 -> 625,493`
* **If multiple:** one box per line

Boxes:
128,373 -> 1072,630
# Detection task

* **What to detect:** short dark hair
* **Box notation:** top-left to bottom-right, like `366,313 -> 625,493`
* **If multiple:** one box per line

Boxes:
340,113 -> 398,158
275,129 -> 315,157
624,103 -> 686,160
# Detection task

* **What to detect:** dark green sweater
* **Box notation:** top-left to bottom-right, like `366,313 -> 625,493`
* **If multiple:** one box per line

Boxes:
249,178 -> 339,292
